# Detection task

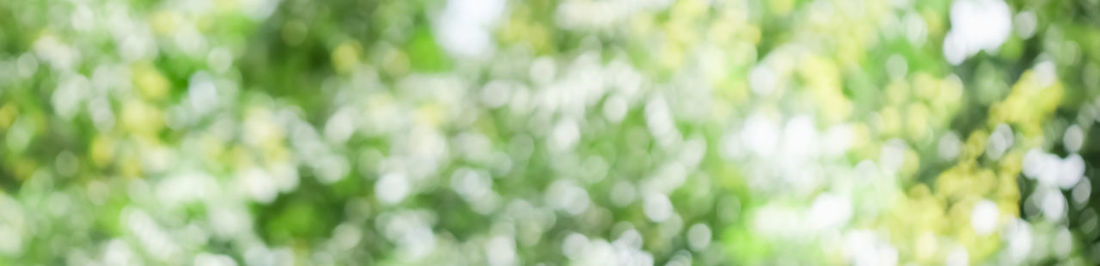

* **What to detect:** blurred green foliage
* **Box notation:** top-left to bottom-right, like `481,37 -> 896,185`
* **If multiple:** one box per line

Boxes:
2,0 -> 1100,265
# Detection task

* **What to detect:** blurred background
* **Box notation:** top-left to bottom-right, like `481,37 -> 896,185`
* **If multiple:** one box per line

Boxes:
1,0 -> 1099,265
